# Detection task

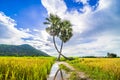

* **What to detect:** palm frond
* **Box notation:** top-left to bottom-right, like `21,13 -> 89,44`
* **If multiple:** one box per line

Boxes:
43,22 -> 50,25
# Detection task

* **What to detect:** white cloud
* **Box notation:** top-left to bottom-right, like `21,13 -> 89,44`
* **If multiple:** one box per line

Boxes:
63,33 -> 120,56
0,12 -> 31,44
19,28 -> 31,33
75,0 -> 88,4
0,12 -> 54,55
41,0 -> 67,15
41,0 -> 120,56
97,0 -> 112,11
41,0 -> 93,34
25,30 -> 54,52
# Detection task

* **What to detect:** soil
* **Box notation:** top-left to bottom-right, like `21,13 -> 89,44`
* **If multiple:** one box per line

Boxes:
58,62 -> 92,80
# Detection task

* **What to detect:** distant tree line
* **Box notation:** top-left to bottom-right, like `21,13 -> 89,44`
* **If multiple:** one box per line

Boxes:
107,52 -> 117,58
78,52 -> 118,58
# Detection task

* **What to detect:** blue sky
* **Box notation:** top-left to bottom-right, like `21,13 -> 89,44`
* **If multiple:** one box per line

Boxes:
0,0 -> 120,56
0,0 -> 47,29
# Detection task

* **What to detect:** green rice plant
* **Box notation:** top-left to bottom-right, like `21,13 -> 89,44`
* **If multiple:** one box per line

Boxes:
68,58 -> 120,80
0,57 -> 55,80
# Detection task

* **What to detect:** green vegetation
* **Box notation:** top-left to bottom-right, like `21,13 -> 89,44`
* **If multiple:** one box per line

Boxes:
0,57 -> 55,80
44,14 -> 73,60
59,64 -> 83,80
68,58 -> 120,80
0,44 -> 49,56
107,52 -> 117,58
69,72 -> 81,80
59,64 -> 71,72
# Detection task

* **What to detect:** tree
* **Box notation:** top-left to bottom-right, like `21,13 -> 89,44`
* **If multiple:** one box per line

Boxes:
44,14 -> 73,61
107,52 -> 117,58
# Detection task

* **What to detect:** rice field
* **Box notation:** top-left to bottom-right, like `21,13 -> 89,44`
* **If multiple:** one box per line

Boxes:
0,57 -> 55,80
68,58 -> 120,80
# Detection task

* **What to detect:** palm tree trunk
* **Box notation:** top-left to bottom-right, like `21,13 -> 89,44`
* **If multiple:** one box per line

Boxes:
60,54 -> 70,60
53,36 -> 70,61
53,36 -> 60,53
57,41 -> 63,61
53,36 -> 61,61
59,41 -> 71,60
57,54 -> 61,61
60,41 -> 63,53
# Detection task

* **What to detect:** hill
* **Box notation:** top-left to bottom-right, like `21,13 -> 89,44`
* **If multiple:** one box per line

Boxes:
0,44 -> 50,56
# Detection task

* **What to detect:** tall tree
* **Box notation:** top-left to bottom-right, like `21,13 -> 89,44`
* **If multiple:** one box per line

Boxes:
44,14 -> 73,61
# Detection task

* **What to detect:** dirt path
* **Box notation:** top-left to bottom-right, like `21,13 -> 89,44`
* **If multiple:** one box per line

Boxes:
58,62 -> 91,80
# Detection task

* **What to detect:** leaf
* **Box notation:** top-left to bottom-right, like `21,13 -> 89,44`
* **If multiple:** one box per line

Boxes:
43,22 -> 50,25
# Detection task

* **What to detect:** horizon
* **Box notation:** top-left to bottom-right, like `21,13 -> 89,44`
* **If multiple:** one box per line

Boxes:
0,0 -> 120,56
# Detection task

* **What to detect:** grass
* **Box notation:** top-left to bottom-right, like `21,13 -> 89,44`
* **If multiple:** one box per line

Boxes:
59,64 -> 81,80
69,72 -> 85,80
0,57 -> 55,80
59,64 -> 71,72
68,58 -> 120,80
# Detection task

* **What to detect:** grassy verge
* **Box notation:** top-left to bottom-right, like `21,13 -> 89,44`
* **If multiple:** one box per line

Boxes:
59,64 -> 82,80
67,58 -> 120,80
59,64 -> 71,72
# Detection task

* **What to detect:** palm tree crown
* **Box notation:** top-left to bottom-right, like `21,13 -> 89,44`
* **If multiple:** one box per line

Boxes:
44,14 -> 73,43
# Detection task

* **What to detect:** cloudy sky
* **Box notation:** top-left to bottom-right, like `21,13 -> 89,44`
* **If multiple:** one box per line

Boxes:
0,0 -> 120,56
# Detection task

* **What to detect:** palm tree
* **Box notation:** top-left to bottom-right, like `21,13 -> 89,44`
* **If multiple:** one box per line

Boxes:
44,14 -> 73,61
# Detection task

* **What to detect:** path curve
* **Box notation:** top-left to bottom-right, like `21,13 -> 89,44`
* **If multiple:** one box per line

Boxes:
58,61 -> 91,80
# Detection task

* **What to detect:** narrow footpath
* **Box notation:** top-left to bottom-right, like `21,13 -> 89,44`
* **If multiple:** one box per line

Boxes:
47,61 -> 91,80
58,62 -> 91,80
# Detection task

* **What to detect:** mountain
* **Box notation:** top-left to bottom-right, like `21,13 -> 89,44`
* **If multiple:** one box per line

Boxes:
0,44 -> 50,56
